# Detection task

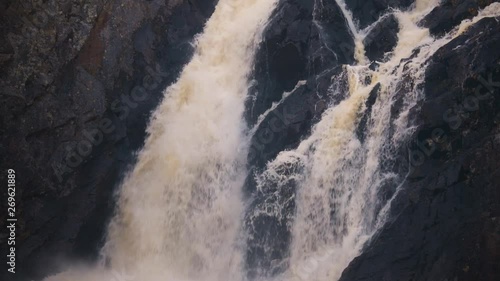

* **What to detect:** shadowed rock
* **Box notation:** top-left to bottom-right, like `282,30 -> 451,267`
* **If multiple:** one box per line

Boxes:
344,0 -> 414,28
363,14 -> 399,62
0,1 -> 217,280
339,17 -> 500,281
246,0 -> 354,125
421,0 -> 500,36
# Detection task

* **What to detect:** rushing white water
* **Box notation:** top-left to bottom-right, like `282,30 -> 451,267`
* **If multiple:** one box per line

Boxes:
44,0 -> 500,281
251,1 -> 500,281
44,0 -> 278,281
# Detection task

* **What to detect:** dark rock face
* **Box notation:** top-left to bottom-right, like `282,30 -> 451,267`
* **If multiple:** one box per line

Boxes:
1,0 -> 500,281
247,67 -> 346,171
0,1 -> 217,280
242,0 -> 423,278
339,17 -> 500,281
245,1 -> 500,279
246,0 -> 354,125
344,0 -> 414,28
244,67 -> 348,278
422,0 -> 500,36
363,14 -> 399,62
356,83 -> 380,142
243,0 -> 358,276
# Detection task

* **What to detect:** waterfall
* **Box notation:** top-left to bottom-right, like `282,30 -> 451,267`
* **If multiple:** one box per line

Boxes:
43,0 -> 500,281
248,1 -> 500,281
102,1 -> 279,279
44,0 -> 279,280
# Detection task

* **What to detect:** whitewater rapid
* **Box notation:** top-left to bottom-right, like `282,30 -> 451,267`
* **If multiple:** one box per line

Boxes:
43,0 -> 500,281
45,0 -> 279,280
249,1 -> 500,281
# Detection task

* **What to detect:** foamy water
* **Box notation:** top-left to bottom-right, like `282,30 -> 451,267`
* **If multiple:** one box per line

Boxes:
44,0 -> 278,280
43,1 -> 500,281
250,1 -> 500,281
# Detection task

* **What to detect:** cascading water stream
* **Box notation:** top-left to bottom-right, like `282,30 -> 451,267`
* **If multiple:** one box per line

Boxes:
43,0 -> 500,281
44,0 -> 278,280
248,1 -> 500,281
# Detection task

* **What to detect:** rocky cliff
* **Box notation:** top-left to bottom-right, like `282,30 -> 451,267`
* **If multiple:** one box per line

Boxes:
339,14 -> 500,281
1,0 -> 499,281
245,0 -> 500,280
1,1 -> 216,280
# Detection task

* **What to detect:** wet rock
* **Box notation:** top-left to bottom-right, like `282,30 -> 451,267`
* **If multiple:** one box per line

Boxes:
421,0 -> 500,36
243,2 -> 358,275
0,1 -> 217,280
248,67 -> 345,171
244,65 -> 350,277
244,164 -> 300,278
1,1 -> 499,281
246,0 -> 354,125
356,83 -> 380,143
363,14 -> 399,62
344,0 -> 415,28
339,17 -> 500,281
